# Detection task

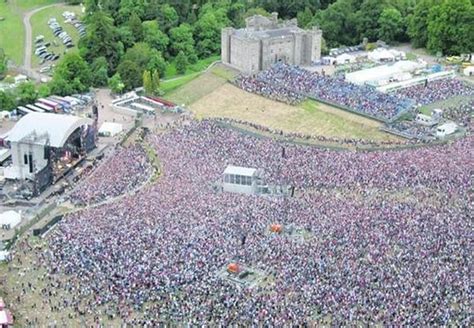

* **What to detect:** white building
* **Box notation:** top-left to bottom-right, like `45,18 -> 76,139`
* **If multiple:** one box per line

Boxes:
222,165 -> 262,195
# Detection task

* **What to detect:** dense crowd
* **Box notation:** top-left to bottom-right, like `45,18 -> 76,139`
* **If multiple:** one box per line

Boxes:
442,100 -> 474,129
394,79 -> 474,106
235,63 -> 413,121
33,120 -> 472,326
69,145 -> 151,205
214,117 -> 421,147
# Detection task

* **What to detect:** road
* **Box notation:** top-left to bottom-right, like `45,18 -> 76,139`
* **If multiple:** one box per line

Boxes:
22,3 -> 64,80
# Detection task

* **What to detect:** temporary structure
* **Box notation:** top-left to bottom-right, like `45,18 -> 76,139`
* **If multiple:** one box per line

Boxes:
0,211 -> 21,229
98,122 -> 123,137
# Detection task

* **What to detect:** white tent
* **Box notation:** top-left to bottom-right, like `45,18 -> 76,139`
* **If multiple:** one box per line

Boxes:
463,66 -> 474,76
336,53 -> 356,65
0,211 -> 21,229
0,251 -> 10,262
99,122 -> 123,137
368,48 -> 395,62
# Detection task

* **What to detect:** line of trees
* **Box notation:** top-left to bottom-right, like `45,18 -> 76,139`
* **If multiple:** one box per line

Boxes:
36,0 -> 474,97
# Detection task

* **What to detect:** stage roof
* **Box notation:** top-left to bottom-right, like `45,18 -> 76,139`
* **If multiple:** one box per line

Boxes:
6,113 -> 93,148
224,165 -> 258,177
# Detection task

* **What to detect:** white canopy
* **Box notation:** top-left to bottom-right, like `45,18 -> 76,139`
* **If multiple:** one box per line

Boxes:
99,122 -> 123,137
368,48 -> 395,62
463,66 -> 474,76
336,53 -> 356,65
224,165 -> 257,177
0,211 -> 21,228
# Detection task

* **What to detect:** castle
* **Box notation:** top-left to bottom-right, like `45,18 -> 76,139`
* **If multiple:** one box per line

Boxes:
221,13 -> 322,74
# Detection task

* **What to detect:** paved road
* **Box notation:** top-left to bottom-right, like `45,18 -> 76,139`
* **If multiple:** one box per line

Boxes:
22,3 -> 64,80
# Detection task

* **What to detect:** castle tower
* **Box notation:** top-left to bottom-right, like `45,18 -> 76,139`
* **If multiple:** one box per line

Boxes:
221,27 -> 234,64
310,27 -> 323,63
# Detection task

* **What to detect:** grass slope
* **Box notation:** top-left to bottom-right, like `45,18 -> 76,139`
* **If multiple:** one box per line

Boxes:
163,64 -> 238,105
0,2 -> 25,65
190,83 -> 397,142
29,5 -> 82,68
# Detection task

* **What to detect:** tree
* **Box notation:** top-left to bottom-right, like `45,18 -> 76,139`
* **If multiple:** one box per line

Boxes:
79,11 -> 123,73
117,26 -> 135,49
0,91 -> 16,111
147,51 -> 167,77
378,8 -> 404,43
117,60 -> 141,90
50,53 -> 91,96
37,84 -> 51,98
407,0 -> 440,48
142,20 -> 169,54
16,82 -> 37,105
108,73 -> 125,94
90,57 -> 109,87
175,51 -> 188,75
143,70 -> 153,95
426,0 -> 474,55
355,0 -> 389,42
128,12 -> 143,42
122,42 -> 154,73
311,0 -> 358,47
0,48 -> 7,79
194,7 -> 230,58
158,4 -> 179,32
151,69 -> 160,94
169,24 -> 196,59
297,7 -> 314,28
117,0 -> 144,24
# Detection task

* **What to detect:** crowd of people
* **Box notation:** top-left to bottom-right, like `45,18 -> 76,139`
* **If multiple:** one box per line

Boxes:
214,117 -> 422,147
442,100 -> 474,129
394,79 -> 474,106
234,63 -> 414,121
69,145 -> 151,205
28,119 -> 472,326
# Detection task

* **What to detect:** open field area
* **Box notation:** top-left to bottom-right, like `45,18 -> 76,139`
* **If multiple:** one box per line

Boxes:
164,55 -> 219,78
15,0 -> 59,10
0,2 -> 24,65
29,4 -> 82,68
190,83 -> 397,141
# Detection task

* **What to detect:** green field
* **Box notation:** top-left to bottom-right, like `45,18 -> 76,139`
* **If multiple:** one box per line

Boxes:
164,55 -> 219,78
0,2 -> 25,65
163,64 -> 238,105
16,0 -> 59,10
30,5 -> 83,68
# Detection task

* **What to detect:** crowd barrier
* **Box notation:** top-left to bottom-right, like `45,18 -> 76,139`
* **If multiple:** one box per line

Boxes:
32,215 -> 63,237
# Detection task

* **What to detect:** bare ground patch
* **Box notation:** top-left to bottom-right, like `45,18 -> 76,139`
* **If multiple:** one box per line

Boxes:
190,83 -> 398,141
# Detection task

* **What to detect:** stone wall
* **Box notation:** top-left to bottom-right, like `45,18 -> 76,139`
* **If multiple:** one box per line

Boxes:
230,37 -> 261,74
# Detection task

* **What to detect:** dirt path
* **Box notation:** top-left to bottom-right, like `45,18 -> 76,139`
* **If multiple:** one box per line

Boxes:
22,2 -> 64,78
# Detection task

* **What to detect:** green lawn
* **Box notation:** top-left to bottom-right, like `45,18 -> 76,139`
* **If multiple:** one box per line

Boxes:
16,0 -> 60,10
161,73 -> 200,94
30,5 -> 83,67
162,64 -> 237,105
164,55 -> 219,78
0,2 -> 25,65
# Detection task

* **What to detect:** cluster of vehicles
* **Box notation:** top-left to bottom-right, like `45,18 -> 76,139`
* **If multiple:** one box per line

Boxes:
34,36 -> 60,63
15,95 -> 92,117
63,11 -> 86,38
48,18 -> 74,48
